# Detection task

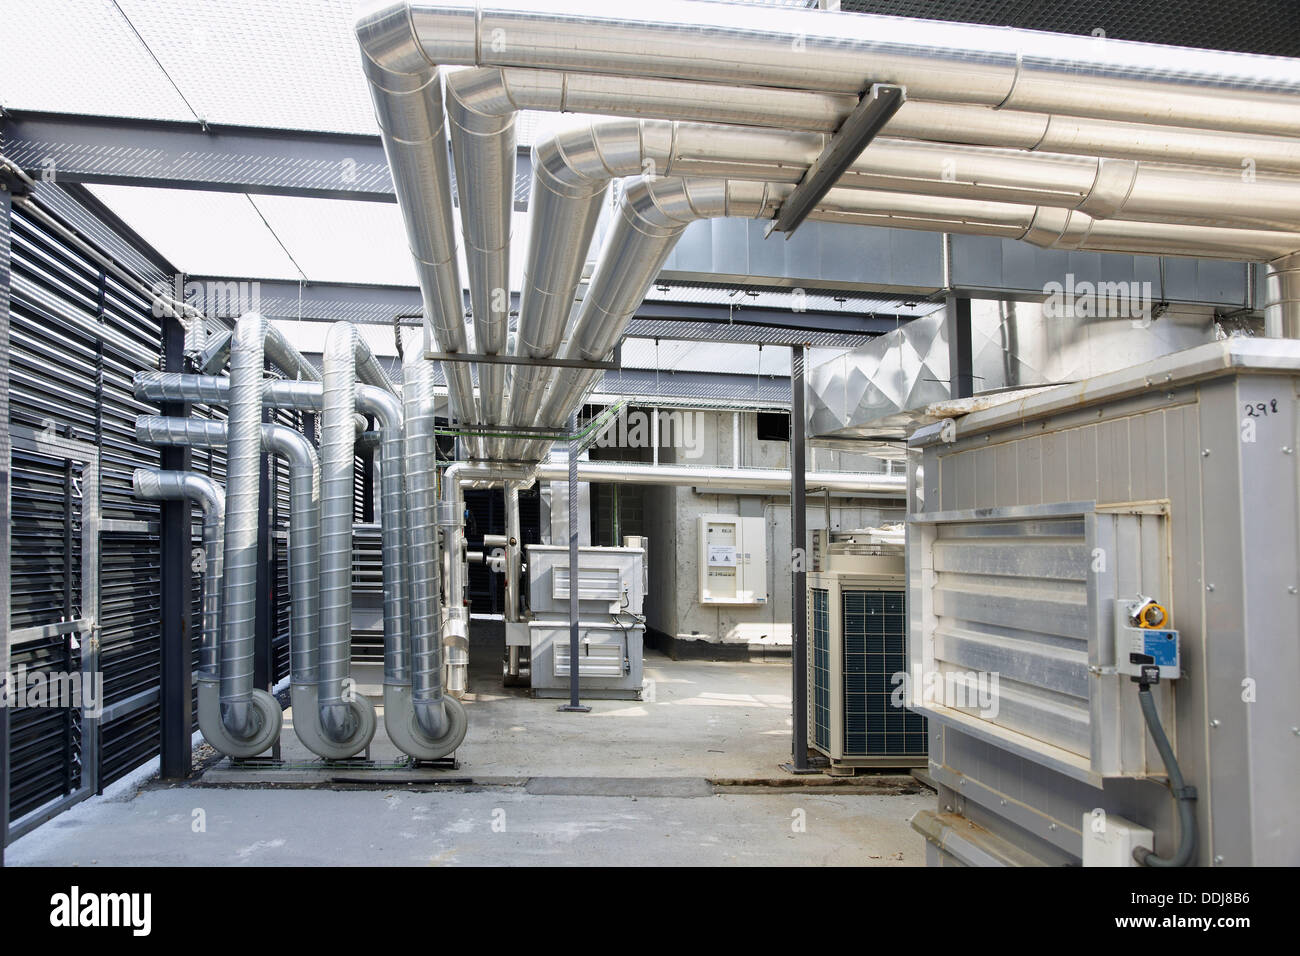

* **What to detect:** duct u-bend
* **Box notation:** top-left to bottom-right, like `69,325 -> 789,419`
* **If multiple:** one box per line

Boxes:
129,468 -> 284,758
133,368 -> 458,758
134,416 -> 377,759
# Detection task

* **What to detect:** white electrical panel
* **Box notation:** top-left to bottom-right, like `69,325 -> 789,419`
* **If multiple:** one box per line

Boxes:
698,515 -> 767,605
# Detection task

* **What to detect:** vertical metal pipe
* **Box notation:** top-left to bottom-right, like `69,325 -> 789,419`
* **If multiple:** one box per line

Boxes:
566,412 -> 582,709
504,480 -> 521,622
158,316 -> 192,780
406,352 -> 451,736
319,323 -> 361,740
220,314 -> 266,739
790,345 -> 809,771
1264,252 -> 1300,338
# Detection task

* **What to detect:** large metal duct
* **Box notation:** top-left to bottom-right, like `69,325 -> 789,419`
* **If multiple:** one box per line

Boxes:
533,460 -> 905,497
445,69 -> 513,457
386,0 -> 1300,137
132,468 -> 281,758
220,314 -> 275,743
1265,252 -> 1300,338
395,345 -> 468,756
355,5 -> 480,443
445,66 -> 1300,175
318,323 -> 381,753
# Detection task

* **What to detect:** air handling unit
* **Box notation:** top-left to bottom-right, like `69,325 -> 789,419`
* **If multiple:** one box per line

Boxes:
906,340 -> 1300,867
808,529 -> 925,772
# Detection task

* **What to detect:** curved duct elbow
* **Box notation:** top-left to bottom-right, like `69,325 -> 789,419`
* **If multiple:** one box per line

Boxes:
132,469 -> 225,680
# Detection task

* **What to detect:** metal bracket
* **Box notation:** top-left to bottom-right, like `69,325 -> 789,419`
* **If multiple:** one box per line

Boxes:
766,83 -> 905,237
424,350 -> 616,371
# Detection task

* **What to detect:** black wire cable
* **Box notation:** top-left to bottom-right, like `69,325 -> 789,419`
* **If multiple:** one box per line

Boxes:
1133,683 -> 1198,867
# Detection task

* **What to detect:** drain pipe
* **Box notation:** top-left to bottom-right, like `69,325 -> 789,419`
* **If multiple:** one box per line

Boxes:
132,468 -> 282,757
395,347 -> 468,756
439,460 -> 537,695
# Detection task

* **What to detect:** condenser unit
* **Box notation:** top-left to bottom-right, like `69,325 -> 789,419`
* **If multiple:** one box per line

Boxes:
807,540 -> 925,771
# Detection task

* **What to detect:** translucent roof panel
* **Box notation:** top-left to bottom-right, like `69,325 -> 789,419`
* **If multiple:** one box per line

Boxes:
1,0 -> 378,134
0,0 -> 196,122
247,195 -> 418,286
87,185 -> 302,279
113,0 -> 379,134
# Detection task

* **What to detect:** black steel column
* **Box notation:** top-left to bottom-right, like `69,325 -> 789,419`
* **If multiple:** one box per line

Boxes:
946,292 -> 974,399
790,345 -> 809,770
158,312 -> 193,780
559,413 -> 589,713
1,185 -> 14,857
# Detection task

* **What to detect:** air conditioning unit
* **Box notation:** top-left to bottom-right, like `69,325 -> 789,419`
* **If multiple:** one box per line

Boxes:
807,536 -> 925,772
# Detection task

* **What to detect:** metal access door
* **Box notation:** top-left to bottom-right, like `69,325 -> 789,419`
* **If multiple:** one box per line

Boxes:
4,424 -> 101,845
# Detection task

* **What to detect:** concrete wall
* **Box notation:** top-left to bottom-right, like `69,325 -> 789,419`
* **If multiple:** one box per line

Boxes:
589,408 -> 904,651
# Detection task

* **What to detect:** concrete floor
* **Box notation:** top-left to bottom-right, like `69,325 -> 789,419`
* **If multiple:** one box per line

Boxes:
7,642 -> 931,866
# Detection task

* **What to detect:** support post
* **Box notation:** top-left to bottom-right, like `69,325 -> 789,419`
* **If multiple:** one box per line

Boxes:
559,412 -> 589,713
946,293 -> 974,399
158,311 -> 193,780
790,345 -> 809,770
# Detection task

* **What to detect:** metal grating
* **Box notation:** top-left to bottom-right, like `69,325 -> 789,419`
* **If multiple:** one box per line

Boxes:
840,0 -> 1300,59
841,589 -> 923,757
810,588 -> 831,751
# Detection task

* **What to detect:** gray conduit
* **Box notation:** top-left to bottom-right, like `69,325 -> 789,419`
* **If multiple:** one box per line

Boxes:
131,468 -> 281,758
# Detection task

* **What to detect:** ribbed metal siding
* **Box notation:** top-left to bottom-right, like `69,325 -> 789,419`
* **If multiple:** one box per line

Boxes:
5,191 -> 223,816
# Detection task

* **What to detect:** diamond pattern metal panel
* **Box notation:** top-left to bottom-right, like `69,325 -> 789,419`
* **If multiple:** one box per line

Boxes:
840,0 -> 1300,58
114,0 -> 379,134
0,0 -> 195,122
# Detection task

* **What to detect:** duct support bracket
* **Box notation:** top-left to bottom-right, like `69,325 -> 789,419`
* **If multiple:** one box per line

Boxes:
766,83 -> 905,237
424,350 -> 617,371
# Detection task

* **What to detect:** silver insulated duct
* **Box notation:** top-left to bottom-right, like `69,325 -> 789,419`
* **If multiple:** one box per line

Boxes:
132,468 -> 281,758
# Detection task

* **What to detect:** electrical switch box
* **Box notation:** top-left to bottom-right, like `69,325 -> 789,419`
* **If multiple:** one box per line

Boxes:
1081,812 -> 1153,867
698,515 -> 767,605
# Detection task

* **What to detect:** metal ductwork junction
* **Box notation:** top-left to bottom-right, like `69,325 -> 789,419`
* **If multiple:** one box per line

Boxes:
354,0 -> 1300,468
106,3 -> 1299,851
